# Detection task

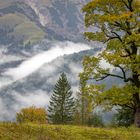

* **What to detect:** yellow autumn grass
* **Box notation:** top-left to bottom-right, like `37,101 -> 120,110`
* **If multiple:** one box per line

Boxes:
0,123 -> 140,140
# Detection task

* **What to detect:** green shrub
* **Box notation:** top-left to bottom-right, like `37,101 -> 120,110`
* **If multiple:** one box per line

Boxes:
87,113 -> 104,127
111,107 -> 134,127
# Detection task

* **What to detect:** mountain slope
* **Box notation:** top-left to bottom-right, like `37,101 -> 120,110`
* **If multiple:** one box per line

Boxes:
0,0 -> 46,45
0,0 -> 89,45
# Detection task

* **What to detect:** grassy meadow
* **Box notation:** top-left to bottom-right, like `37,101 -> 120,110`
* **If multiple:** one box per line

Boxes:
0,123 -> 140,140
0,13 -> 46,45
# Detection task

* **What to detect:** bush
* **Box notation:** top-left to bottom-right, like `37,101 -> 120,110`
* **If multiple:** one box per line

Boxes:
16,106 -> 47,124
111,107 -> 134,127
87,113 -> 104,127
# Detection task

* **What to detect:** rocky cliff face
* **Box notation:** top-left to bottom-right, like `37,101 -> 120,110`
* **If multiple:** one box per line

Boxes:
25,0 -> 89,41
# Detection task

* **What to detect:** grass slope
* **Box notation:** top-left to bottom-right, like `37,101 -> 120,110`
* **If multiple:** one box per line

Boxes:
0,123 -> 140,140
0,0 -> 15,9
0,13 -> 46,44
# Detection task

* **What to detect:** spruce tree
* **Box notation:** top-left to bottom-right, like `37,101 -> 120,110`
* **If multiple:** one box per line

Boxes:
48,73 -> 75,124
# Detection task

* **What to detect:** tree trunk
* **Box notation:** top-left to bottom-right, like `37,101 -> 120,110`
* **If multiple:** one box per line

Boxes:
134,107 -> 140,128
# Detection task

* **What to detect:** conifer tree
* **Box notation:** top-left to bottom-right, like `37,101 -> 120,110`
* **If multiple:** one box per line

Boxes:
48,73 -> 75,124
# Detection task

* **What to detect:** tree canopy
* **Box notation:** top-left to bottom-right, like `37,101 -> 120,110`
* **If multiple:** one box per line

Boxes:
80,0 -> 140,127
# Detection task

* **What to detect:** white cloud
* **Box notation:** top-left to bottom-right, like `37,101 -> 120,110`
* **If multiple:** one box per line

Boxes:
12,90 -> 50,107
69,62 -> 82,76
100,59 -> 114,70
1,41 -> 90,89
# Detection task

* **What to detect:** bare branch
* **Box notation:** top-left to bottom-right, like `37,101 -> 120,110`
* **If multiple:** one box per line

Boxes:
122,104 -> 135,110
121,0 -> 130,9
96,73 -> 124,81
115,65 -> 126,79
124,48 -> 131,57
94,65 -> 134,83
121,0 -> 133,12
104,36 -> 121,43
124,78 -> 135,83
111,31 -> 123,42
114,21 -> 122,27
95,74 -> 110,81
128,0 -> 133,12
115,65 -> 135,83
102,28 -> 123,43
112,21 -> 129,33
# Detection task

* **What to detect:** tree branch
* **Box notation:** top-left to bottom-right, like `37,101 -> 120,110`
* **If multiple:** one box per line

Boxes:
121,0 -> 133,12
121,0 -> 130,9
115,65 -> 126,79
123,104 -> 135,110
96,73 -> 124,81
128,0 -> 133,12
111,31 -> 123,42
95,66 -> 134,83
124,48 -> 131,57
116,65 -> 134,83
112,21 -> 131,34
105,36 -> 121,43
102,28 -> 123,43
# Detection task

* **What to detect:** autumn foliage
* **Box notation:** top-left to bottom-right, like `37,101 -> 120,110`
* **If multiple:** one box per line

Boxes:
81,0 -> 140,127
16,106 -> 47,124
